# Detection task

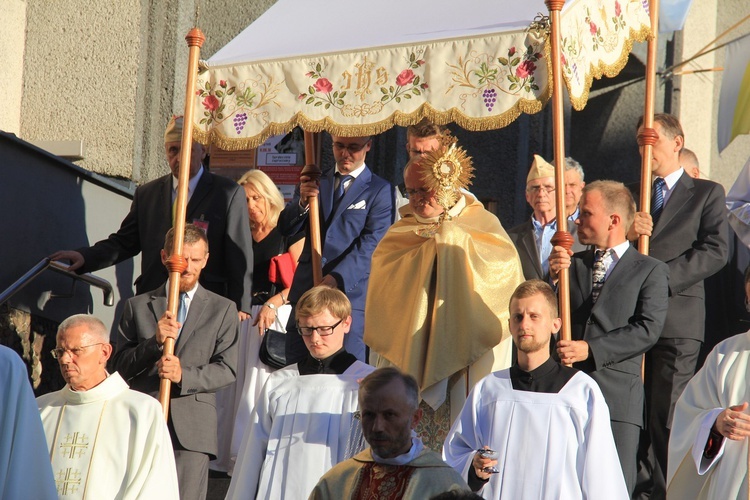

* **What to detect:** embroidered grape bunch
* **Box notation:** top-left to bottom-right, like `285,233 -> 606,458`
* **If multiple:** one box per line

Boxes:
482,88 -> 497,112
233,112 -> 247,134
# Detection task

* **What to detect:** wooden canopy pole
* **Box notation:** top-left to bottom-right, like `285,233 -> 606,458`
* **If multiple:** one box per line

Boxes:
546,0 -> 574,353
158,27 -> 205,419
301,131 -> 323,285
637,0 -> 660,255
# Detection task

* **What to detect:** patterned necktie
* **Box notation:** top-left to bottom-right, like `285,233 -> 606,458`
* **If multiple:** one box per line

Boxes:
333,173 -> 353,209
592,249 -> 611,304
651,177 -> 666,225
177,292 -> 188,326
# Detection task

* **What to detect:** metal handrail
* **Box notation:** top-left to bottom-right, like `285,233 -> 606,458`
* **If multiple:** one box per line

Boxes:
0,258 -> 114,307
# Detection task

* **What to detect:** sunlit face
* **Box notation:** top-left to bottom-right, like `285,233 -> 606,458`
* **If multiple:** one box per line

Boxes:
165,141 -> 206,179
298,308 -> 351,360
404,165 -> 444,219
509,293 -> 561,354
575,190 -> 611,249
525,176 -> 556,219
331,136 -> 371,174
637,122 -> 682,178
360,379 -> 420,459
407,135 -> 441,159
243,184 -> 267,225
55,325 -> 111,391
161,240 -> 209,292
564,169 -> 585,216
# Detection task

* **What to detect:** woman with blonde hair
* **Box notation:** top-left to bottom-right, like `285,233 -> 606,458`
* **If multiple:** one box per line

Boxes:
213,169 -> 303,474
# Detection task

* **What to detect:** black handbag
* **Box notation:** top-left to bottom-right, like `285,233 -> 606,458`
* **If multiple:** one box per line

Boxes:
259,328 -> 287,369
258,235 -> 289,369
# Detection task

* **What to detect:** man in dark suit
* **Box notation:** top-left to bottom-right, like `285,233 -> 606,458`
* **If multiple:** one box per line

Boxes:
549,180 -> 669,494
629,114 -> 728,499
110,224 -> 239,500
508,154 -> 585,281
51,116 -> 253,319
278,135 -> 395,364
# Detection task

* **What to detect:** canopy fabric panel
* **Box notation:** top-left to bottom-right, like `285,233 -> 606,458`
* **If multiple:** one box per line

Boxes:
193,0 -> 651,150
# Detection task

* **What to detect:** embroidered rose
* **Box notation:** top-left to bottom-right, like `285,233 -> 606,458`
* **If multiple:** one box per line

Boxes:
396,69 -> 415,87
313,78 -> 333,93
615,1 -> 621,17
516,60 -> 537,78
420,83 -> 429,89
219,80 -> 227,88
202,95 -> 220,111
508,47 -> 516,57
589,21 -> 598,35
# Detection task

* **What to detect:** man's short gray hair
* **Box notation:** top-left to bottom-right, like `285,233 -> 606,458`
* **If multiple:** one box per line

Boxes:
359,367 -> 420,410
563,157 -> 585,181
57,314 -> 110,344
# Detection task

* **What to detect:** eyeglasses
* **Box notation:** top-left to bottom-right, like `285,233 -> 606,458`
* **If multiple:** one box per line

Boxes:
333,141 -> 370,154
51,343 -> 105,359
405,188 -> 433,199
526,185 -> 556,194
296,318 -> 344,336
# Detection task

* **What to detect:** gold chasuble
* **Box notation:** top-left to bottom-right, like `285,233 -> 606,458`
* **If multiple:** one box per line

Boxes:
365,194 -> 523,414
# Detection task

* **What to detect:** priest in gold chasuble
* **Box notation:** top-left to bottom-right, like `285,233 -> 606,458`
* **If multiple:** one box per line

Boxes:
365,139 -> 523,450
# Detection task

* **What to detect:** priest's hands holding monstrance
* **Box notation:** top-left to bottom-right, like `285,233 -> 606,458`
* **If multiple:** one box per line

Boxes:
156,311 -> 183,384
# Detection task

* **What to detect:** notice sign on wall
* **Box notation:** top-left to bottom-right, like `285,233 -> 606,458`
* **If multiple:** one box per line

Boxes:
256,127 -> 305,201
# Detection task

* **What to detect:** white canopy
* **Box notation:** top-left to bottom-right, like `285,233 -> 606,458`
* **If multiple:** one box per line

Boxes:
193,0 -> 651,149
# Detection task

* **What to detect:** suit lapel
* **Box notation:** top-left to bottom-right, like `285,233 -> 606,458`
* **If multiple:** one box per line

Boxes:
148,285 -> 169,326
320,170 -> 335,221
653,173 -> 693,238
333,167 -> 371,219
519,220 -> 544,278
576,250 -> 594,302
175,285 -> 208,355
591,246 -> 638,309
186,171 -> 212,221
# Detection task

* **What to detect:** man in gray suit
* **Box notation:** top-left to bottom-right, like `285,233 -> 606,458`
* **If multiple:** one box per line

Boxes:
110,224 -> 239,500
629,113 -> 728,500
549,180 -> 669,495
508,154 -> 586,281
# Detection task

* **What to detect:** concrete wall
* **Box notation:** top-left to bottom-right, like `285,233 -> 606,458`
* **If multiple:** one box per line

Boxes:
0,0 -> 27,134
16,0 -> 275,183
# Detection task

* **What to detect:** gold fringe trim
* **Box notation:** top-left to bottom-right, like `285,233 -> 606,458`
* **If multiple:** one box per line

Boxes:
568,23 -> 653,110
192,89 -> 551,150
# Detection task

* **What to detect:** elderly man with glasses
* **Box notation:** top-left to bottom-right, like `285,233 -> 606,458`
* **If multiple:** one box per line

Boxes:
36,314 -> 179,499
227,286 -> 374,499
278,134 -> 395,364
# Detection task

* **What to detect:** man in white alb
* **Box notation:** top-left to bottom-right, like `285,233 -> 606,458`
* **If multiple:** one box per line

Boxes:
226,286 -> 374,499
37,314 -> 178,499
443,280 -> 628,499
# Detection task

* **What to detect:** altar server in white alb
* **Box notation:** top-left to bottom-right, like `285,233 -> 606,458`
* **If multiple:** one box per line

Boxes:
0,345 -> 57,499
667,266 -> 750,500
443,280 -> 628,499
226,286 -> 374,499
36,314 -> 179,499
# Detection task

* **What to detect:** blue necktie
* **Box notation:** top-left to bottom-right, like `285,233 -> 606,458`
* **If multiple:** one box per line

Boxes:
651,177 -> 666,224
333,174 -> 353,209
177,292 -> 188,326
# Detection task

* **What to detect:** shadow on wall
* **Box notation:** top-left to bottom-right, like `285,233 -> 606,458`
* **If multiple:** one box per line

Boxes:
0,131 -> 138,394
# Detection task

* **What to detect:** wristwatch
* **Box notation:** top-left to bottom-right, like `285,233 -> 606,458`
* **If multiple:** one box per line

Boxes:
264,302 -> 277,311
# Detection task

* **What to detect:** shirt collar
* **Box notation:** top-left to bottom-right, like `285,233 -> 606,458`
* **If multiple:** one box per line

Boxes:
336,163 -> 366,179
165,278 -> 199,301
172,165 -> 204,195
657,167 -> 684,190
